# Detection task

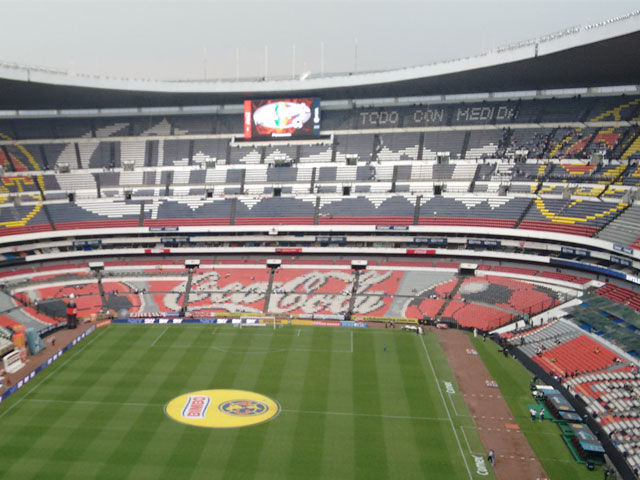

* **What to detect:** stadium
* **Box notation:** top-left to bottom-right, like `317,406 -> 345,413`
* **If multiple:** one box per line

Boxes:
1,7 -> 640,480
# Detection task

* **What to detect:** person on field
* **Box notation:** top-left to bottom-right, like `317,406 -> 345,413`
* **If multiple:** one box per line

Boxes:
539,409 -> 544,422
487,449 -> 495,467
530,408 -> 537,421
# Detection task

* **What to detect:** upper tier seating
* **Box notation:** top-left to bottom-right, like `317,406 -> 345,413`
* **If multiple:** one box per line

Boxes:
418,196 -> 531,228
597,204 -> 640,249
518,198 -> 628,237
0,95 -> 638,246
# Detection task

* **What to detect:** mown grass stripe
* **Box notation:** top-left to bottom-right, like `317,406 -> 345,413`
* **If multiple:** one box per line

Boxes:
27,326 -> 189,479
0,325 -> 519,479
352,330 -> 389,479
286,327 -> 334,478
88,325 -> 216,479
220,327 -> 299,478
151,325 -> 258,479
0,328 -> 116,478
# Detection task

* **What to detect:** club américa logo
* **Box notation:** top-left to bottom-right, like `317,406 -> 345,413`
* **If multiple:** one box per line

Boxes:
165,389 -> 280,428
219,399 -> 268,416
181,395 -> 210,419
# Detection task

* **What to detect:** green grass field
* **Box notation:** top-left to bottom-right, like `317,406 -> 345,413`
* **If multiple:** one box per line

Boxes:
471,335 -> 602,479
0,324 -> 497,480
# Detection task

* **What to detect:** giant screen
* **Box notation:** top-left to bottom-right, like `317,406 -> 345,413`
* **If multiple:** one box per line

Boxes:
244,98 -> 320,139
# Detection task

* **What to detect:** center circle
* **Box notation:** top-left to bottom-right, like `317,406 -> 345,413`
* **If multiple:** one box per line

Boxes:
165,389 -> 280,428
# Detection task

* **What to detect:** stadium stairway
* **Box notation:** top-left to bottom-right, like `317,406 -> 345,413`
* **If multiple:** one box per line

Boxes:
622,134 -> 640,160
516,320 -> 582,357
436,276 -> 465,317
513,198 -> 535,228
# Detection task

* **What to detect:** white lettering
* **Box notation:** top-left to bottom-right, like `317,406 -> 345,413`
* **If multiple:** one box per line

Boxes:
472,455 -> 489,476
413,108 -> 444,125
444,381 -> 455,394
360,111 -> 400,126
163,270 -> 394,315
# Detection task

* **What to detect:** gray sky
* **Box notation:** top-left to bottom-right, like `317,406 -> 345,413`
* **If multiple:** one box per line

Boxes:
0,0 -> 637,81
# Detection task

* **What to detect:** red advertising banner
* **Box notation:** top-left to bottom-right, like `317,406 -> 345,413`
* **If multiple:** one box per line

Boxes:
406,248 -> 436,255
275,248 -> 302,254
243,100 -> 253,139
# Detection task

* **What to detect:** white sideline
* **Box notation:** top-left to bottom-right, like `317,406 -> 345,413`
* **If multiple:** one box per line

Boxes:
0,327 -> 109,421
419,336 -> 474,480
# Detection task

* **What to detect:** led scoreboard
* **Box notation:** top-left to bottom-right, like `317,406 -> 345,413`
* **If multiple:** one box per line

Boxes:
244,98 -> 320,139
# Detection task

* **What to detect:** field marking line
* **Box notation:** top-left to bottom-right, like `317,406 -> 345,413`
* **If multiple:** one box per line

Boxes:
459,425 -> 482,456
350,331 -> 353,353
211,331 -> 299,338
297,329 -> 301,337
419,335 -> 474,480
18,397 -> 451,423
211,326 -> 218,336
445,389 -> 470,417
447,391 -> 460,416
0,327 -> 109,421
150,326 -> 169,347
282,408 -> 449,423
24,398 -> 165,408
149,344 -> 351,354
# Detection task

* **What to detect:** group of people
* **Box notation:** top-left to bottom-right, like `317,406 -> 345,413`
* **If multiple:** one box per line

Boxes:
529,407 -> 545,422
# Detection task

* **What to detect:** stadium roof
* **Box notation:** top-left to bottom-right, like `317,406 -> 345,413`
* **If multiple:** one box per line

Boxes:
1,12 -> 640,110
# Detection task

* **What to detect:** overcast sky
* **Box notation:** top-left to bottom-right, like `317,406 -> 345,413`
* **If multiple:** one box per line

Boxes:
0,0 -> 637,81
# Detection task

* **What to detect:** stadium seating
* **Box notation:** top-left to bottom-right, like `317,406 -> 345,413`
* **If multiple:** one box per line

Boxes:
418,195 -> 530,228
596,284 -> 640,313
0,258 -> 582,329
563,367 -> 640,467
454,275 -> 559,315
598,204 -> 640,248
532,334 -> 619,376
441,301 -> 513,331
518,197 -> 627,237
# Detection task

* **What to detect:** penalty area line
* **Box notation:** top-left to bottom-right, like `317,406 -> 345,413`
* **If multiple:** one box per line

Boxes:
459,425 -> 483,457
150,326 -> 169,347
